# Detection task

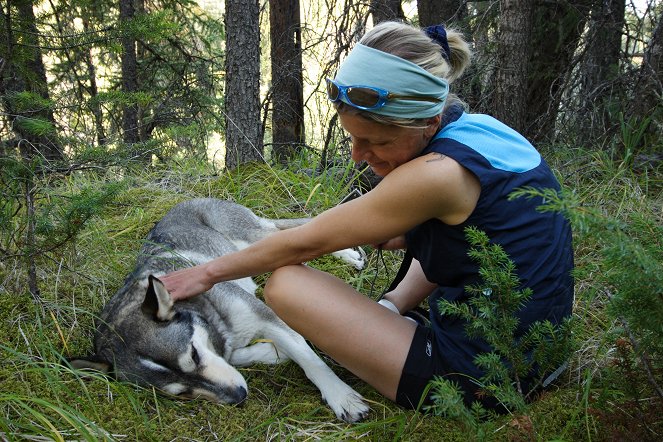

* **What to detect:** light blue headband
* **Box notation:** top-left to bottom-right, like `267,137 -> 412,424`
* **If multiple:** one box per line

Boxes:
334,43 -> 449,118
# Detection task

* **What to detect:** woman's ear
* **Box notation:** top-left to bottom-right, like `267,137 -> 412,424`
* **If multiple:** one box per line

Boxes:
424,114 -> 442,138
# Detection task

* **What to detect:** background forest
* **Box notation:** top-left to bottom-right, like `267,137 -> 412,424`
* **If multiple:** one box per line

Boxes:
1,0 -> 662,440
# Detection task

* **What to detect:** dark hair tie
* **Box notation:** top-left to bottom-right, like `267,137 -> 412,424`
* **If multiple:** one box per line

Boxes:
424,24 -> 451,63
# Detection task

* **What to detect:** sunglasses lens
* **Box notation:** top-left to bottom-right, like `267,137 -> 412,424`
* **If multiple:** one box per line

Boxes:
326,80 -> 340,101
346,87 -> 381,108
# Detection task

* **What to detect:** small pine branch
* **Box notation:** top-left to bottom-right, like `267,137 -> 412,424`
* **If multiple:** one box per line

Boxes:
432,224 -> 574,416
508,185 -> 663,400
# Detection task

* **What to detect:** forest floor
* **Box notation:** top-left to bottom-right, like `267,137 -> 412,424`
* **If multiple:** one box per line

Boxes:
0,145 -> 661,441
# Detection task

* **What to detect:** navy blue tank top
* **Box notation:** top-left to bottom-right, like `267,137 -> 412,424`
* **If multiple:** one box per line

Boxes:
405,109 -> 574,402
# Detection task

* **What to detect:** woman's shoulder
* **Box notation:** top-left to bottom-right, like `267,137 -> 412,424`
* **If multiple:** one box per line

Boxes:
381,151 -> 481,225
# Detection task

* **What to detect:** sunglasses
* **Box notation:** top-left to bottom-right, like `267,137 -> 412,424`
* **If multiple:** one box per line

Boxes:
326,78 -> 442,111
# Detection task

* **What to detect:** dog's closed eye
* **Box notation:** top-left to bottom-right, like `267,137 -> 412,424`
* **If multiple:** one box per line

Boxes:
139,358 -> 171,373
191,345 -> 200,365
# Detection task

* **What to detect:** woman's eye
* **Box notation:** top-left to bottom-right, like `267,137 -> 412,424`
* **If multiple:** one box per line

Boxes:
371,139 -> 391,146
191,346 -> 200,365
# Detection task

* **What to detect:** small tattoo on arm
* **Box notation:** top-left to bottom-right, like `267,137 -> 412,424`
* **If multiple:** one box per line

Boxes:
426,153 -> 447,163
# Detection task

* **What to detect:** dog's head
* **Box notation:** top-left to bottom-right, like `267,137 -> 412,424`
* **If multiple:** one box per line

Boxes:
69,276 -> 248,404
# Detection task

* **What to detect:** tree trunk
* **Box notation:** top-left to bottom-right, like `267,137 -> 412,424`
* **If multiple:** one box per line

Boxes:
453,1 -> 492,113
224,0 -> 263,169
84,16 -> 106,146
269,0 -> 304,165
417,0 -> 466,27
0,0 -> 63,162
370,0 -> 404,24
579,0 -> 625,99
524,0 -> 593,142
120,0 -> 139,146
134,0 -> 152,144
628,8 -> 663,147
492,0 -> 533,134
576,0 -> 625,142
25,178 -> 40,302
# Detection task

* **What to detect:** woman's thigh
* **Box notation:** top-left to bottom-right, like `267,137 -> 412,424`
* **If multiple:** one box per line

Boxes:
263,264 -> 417,401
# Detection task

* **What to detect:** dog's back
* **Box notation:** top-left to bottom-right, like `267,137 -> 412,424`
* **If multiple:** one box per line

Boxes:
140,198 -> 308,271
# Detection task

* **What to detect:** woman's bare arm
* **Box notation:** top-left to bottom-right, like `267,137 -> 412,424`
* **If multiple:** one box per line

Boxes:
381,258 -> 436,313
161,154 -> 479,301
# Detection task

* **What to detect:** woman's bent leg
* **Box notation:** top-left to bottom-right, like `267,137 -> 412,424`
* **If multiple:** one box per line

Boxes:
263,264 -> 417,401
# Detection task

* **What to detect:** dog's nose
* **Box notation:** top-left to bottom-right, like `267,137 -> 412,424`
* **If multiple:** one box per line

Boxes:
229,385 -> 247,405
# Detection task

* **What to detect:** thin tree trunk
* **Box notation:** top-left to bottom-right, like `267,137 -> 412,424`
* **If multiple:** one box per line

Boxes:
628,8 -> 663,147
120,0 -> 139,146
417,0 -> 466,27
492,0 -> 533,134
269,0 -> 304,165
224,0 -> 263,169
370,0 -> 404,24
84,38 -> 106,146
24,177 -> 40,302
579,0 -> 625,100
525,0 -> 593,142
82,2 -> 106,147
2,0 -> 63,162
576,0 -> 626,143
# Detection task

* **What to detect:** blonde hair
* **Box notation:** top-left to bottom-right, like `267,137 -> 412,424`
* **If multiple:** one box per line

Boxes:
336,21 -> 472,128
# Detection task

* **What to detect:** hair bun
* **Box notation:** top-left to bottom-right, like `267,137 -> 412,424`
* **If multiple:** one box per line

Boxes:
424,24 -> 451,63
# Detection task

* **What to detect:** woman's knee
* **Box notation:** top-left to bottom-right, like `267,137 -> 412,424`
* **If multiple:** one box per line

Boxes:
263,265 -> 304,308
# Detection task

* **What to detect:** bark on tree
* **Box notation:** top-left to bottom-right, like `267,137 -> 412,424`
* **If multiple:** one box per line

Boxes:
579,0 -> 625,114
269,0 -> 304,165
83,16 -> 107,147
628,8 -> 663,142
120,0 -> 139,146
370,0 -> 404,24
0,0 -> 63,161
492,0 -> 533,134
574,0 -> 625,145
224,0 -> 263,169
525,0 -> 593,142
417,0 -> 466,27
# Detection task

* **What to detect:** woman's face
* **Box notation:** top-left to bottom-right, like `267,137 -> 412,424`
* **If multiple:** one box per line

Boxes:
339,112 -> 439,177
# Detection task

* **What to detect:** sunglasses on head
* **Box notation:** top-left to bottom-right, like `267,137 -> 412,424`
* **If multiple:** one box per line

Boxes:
326,78 -> 442,111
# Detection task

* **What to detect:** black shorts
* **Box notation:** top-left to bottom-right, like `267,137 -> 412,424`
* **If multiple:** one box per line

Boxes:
395,324 -> 448,409
396,325 -> 564,411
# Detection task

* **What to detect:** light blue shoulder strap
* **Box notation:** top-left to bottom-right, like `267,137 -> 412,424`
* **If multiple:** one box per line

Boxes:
433,113 -> 541,173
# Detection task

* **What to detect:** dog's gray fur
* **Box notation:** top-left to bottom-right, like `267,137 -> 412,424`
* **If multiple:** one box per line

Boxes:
70,198 -> 369,422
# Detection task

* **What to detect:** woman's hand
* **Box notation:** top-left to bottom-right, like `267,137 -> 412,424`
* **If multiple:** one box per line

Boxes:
159,263 -> 215,301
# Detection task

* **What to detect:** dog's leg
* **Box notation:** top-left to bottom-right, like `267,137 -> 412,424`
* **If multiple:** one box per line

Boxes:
331,248 -> 366,270
229,342 -> 289,366
263,324 -> 370,423
262,215 -> 366,270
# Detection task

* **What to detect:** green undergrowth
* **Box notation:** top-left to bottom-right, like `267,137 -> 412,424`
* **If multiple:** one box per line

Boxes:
0,147 -> 661,440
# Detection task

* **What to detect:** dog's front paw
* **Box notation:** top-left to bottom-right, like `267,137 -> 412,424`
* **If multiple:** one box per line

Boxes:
331,247 -> 366,270
323,385 -> 370,423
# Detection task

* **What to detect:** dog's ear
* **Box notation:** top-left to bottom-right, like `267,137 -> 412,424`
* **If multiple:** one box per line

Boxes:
67,355 -> 112,374
142,275 -> 175,321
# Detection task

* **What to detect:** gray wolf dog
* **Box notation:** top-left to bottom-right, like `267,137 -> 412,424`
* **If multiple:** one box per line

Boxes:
70,198 -> 369,422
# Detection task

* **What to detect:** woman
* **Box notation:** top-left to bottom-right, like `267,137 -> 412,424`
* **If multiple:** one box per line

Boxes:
161,21 -> 574,410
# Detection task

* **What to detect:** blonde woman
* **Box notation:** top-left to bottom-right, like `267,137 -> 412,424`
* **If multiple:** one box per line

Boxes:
161,21 -> 574,411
